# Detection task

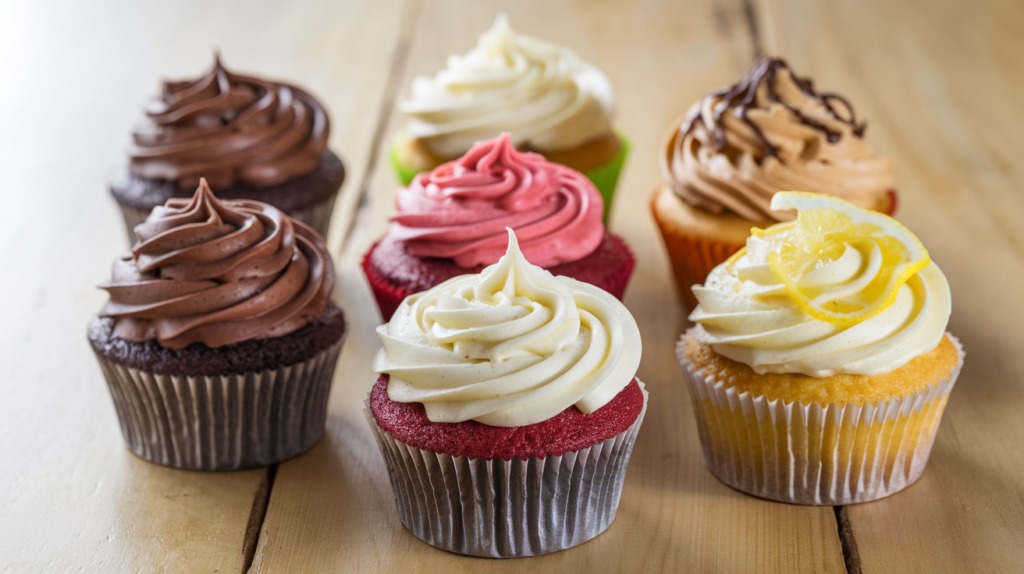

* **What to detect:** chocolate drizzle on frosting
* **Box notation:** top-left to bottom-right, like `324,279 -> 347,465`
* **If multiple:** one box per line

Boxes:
129,56 -> 330,190
99,179 -> 334,349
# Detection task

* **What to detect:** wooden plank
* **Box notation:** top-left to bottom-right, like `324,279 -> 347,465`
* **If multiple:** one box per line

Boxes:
0,0 -> 404,571
252,1 -> 847,572
758,0 -> 1024,571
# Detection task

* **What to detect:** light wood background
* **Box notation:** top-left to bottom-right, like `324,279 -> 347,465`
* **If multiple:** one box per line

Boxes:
1,0 -> 1022,572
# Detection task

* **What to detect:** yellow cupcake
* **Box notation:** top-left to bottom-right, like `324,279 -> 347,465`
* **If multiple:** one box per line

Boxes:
677,192 -> 963,505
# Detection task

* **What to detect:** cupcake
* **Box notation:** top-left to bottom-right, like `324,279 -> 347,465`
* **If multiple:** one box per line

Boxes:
365,133 -> 635,320
89,179 -> 347,471
652,57 -> 897,309
678,192 -> 962,505
391,14 -> 628,220
366,229 -> 647,557
110,55 -> 345,243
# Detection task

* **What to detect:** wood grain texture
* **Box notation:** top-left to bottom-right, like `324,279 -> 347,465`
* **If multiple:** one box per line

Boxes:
0,0 -> 401,571
250,1 -> 846,572
759,0 -> 1024,572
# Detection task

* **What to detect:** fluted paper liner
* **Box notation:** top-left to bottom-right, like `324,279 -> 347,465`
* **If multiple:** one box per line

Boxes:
677,334 -> 964,505
94,336 -> 345,471
365,381 -> 648,557
117,193 -> 337,247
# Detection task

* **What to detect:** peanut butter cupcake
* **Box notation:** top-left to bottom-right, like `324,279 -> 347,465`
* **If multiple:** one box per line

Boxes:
391,14 -> 628,220
678,192 -> 962,505
653,57 -> 896,308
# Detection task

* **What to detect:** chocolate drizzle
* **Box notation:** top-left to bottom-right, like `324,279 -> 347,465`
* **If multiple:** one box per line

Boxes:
681,57 -> 867,161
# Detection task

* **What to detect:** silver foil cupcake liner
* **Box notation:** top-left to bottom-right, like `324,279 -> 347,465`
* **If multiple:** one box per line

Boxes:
117,193 -> 337,247
94,336 -> 345,471
364,381 -> 648,557
677,333 -> 964,505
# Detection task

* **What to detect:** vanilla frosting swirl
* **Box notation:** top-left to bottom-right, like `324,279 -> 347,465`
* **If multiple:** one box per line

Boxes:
662,57 -> 893,222
130,56 -> 329,189
690,229 -> 950,377
387,133 -> 604,267
400,14 -> 614,158
373,230 -> 641,427
99,179 -> 334,349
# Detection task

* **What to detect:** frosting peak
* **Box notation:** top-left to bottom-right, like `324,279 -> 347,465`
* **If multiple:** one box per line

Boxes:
661,57 -> 893,221
400,14 -> 614,157
99,179 -> 334,349
373,229 -> 641,427
387,133 -> 604,267
130,56 -> 330,189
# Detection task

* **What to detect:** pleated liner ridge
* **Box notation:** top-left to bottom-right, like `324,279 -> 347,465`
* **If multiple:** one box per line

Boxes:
365,382 -> 648,558
94,336 -> 345,471
677,334 -> 965,505
117,193 -> 337,247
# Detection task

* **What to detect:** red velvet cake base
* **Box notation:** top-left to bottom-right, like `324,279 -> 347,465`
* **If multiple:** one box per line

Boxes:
369,374 -> 644,461
362,231 -> 635,319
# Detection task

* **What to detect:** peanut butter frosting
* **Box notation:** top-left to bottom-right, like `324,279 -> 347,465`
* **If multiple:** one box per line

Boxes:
129,56 -> 330,190
99,179 -> 334,349
661,57 -> 893,222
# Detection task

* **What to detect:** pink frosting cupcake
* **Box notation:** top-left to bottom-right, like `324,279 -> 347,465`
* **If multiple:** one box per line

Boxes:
363,133 -> 634,319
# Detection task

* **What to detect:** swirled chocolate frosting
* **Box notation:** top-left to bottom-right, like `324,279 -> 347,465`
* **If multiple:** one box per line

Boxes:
99,179 -> 334,349
129,56 -> 330,190
661,57 -> 893,221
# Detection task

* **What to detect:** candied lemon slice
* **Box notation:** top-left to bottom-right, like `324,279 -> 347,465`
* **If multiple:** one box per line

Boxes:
765,192 -> 930,325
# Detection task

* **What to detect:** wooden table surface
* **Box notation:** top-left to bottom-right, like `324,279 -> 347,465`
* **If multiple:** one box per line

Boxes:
3,0 -> 1023,572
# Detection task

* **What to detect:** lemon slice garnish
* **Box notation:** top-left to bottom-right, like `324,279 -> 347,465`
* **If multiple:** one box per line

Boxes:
765,192 -> 930,325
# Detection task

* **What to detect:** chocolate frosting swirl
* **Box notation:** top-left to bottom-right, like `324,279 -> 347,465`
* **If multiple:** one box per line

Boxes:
129,56 -> 330,190
661,57 -> 893,222
99,179 -> 334,349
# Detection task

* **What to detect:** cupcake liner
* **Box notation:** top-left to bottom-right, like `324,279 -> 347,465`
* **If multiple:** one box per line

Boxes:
116,193 -> 337,247
388,133 -> 630,224
652,219 -> 743,311
676,334 -> 964,505
94,336 -> 345,471
364,381 -> 648,557
362,238 -> 636,321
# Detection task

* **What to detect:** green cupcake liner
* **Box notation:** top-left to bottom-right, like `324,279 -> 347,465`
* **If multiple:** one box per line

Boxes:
388,133 -> 630,223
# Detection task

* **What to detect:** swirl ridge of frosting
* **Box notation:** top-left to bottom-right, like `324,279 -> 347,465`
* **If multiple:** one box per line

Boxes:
400,14 -> 614,158
661,57 -> 893,222
130,56 -> 330,190
690,220 -> 950,377
388,132 -> 604,268
372,230 -> 641,427
99,179 -> 334,349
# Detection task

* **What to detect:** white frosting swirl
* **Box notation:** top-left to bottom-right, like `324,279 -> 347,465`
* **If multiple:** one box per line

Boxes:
372,229 -> 641,427
690,232 -> 951,377
399,13 -> 615,158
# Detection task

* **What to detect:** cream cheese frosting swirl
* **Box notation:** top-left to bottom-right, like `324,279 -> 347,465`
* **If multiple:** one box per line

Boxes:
130,56 -> 330,190
662,57 -> 893,222
99,179 -> 334,349
387,133 -> 604,267
690,226 -> 950,377
372,230 -> 641,427
400,13 -> 614,158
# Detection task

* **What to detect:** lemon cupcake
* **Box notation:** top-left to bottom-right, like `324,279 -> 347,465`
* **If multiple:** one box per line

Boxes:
391,14 -> 628,220
653,57 -> 896,308
677,192 -> 962,505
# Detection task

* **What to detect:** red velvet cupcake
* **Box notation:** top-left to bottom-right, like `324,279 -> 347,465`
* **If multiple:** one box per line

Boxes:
363,133 -> 634,319
365,230 -> 647,557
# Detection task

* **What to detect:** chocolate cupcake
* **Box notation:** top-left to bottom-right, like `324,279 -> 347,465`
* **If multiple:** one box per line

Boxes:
365,133 -> 635,319
90,180 -> 346,471
366,230 -> 647,557
111,56 -> 345,244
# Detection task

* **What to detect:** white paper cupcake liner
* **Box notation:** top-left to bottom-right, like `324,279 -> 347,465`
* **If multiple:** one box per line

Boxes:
677,333 -> 964,505
364,381 -> 648,557
94,336 -> 345,471
117,193 -> 337,247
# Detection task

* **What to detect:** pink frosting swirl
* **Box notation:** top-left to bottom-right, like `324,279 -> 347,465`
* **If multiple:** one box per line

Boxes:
386,133 -> 604,268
